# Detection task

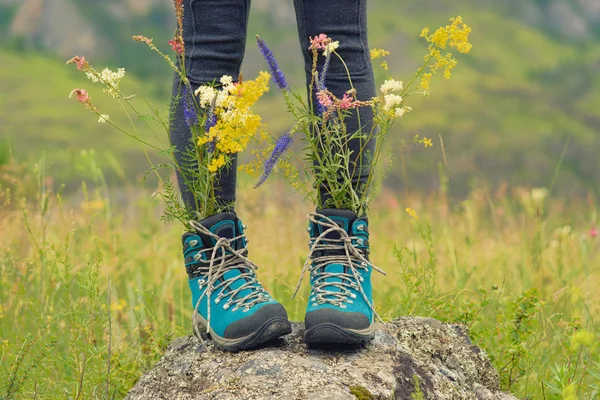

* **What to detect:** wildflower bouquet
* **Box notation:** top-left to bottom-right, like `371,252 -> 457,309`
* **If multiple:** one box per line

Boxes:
66,3 -> 270,226
250,17 -> 472,216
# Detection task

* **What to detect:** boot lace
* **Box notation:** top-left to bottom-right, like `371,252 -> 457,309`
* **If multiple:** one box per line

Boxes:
292,212 -> 386,321
189,220 -> 270,335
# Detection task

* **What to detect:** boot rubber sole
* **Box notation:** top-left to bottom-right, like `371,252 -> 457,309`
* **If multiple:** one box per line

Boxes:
193,313 -> 292,352
304,322 -> 375,346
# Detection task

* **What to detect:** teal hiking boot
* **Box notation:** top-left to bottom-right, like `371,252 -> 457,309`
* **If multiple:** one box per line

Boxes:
184,212 -> 292,351
297,209 -> 384,346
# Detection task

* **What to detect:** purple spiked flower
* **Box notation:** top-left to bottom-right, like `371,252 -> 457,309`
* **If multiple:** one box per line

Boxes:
318,54 -> 331,91
256,36 -> 289,91
204,98 -> 217,133
204,95 -> 218,153
183,86 -> 198,127
254,132 -> 293,188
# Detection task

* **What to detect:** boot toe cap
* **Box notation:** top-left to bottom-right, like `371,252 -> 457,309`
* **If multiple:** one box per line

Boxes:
223,303 -> 290,339
305,307 -> 371,331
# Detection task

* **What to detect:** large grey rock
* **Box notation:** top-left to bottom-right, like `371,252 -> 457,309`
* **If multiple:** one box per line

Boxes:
126,317 -> 518,400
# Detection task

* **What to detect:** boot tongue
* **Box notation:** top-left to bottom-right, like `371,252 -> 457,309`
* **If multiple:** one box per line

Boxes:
314,208 -> 358,240
197,212 -> 243,250
200,212 -> 237,238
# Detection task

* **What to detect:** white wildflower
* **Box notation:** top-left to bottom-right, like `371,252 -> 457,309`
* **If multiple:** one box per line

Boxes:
380,79 -> 403,94
383,94 -> 403,111
195,84 -> 231,108
84,67 -> 126,98
97,68 -> 126,98
99,68 -> 126,86
195,86 -> 217,107
98,114 -> 110,124
215,90 -> 229,108
324,41 -> 339,57
221,75 -> 237,94
394,106 -> 411,118
86,72 -> 99,83
220,75 -> 233,86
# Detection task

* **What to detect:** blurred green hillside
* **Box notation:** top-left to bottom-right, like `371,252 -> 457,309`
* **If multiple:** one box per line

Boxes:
1,0 -> 599,196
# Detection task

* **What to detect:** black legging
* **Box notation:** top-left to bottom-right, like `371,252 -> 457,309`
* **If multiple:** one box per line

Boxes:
170,0 -> 376,213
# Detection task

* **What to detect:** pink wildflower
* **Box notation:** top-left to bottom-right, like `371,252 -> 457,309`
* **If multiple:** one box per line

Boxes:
132,35 -> 153,45
69,88 -> 89,103
338,94 -> 354,110
591,227 -> 598,238
66,56 -> 87,71
168,39 -> 184,54
316,90 -> 333,108
309,34 -> 331,51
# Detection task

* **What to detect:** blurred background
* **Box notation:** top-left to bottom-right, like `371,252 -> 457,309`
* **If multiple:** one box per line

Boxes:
1,0 -> 599,199
2,3 -> 600,397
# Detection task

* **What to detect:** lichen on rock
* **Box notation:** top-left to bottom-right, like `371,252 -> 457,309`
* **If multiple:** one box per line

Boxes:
126,317 -> 519,400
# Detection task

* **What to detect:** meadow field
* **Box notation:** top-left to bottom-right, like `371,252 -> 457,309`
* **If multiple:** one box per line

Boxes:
1,156 -> 599,399
2,1 -> 600,399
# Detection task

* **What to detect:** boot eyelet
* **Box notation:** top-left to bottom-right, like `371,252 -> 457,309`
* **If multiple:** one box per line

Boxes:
190,240 -> 199,247
357,225 -> 364,232
232,306 -> 239,312
312,303 -> 317,307
215,297 -> 221,304
243,224 -> 247,230
359,277 -> 365,283
193,253 -> 202,262
243,307 -> 250,313
223,303 -> 230,310
340,304 -> 347,309
357,239 -> 364,245
198,279 -> 206,289
347,300 -> 354,304
361,262 -> 368,267
351,293 -> 357,299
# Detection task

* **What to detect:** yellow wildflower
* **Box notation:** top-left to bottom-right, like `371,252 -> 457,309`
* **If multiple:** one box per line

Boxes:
234,71 -> 270,109
110,299 -> 127,312
405,207 -> 418,220
420,73 -> 432,90
422,137 -> 433,147
370,48 -> 390,60
198,72 -> 270,173
81,200 -> 105,213
208,154 -> 226,173
380,61 -> 389,71
419,16 -> 471,89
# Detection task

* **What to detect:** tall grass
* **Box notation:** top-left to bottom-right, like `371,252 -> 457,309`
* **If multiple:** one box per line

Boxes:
0,155 -> 598,399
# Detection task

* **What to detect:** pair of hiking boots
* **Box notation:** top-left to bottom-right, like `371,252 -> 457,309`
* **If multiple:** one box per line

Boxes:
182,208 -> 376,351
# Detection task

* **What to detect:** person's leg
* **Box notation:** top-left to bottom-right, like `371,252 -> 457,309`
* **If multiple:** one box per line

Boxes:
293,0 -> 378,346
172,0 -> 291,351
293,0 -> 376,206
171,0 -> 253,213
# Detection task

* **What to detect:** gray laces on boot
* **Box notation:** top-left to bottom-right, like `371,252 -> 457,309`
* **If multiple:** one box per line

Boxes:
292,212 -> 386,321
189,220 -> 270,335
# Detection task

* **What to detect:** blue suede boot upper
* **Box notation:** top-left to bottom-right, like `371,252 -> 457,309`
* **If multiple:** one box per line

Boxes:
303,209 -> 375,328
183,213 -> 279,338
